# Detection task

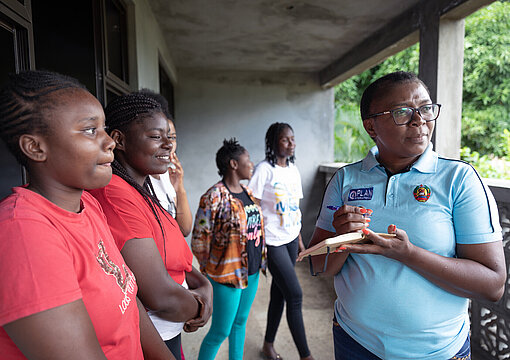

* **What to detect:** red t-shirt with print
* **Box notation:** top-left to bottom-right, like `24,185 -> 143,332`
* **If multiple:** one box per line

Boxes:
0,187 -> 143,359
89,175 -> 192,284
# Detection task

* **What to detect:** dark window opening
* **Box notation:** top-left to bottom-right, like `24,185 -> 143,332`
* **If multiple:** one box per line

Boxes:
105,0 -> 128,83
32,0 -> 96,95
0,9 -> 31,198
32,0 -> 130,105
0,21 -> 16,84
159,63 -> 175,119
106,88 -> 121,105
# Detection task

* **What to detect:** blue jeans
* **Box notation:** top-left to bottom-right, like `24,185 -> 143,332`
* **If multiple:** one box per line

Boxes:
198,273 -> 260,360
333,317 -> 471,360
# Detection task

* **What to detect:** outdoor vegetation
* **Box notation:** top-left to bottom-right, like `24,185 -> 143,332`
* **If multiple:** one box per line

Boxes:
334,0 -> 509,179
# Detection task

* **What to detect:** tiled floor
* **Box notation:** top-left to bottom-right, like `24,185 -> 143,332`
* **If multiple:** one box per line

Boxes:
182,259 -> 337,359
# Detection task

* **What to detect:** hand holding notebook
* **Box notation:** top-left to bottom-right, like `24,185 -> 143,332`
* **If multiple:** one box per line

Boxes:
298,232 -> 396,261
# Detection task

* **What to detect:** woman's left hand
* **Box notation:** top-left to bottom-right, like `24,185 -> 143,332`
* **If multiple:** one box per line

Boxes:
183,291 -> 209,332
184,268 -> 213,331
339,225 -> 413,262
168,153 -> 184,189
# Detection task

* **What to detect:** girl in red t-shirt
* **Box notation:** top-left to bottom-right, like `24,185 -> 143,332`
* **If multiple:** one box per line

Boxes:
89,92 -> 213,360
0,70 -> 173,359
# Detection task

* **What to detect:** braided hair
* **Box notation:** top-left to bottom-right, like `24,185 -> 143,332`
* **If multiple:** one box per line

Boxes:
265,122 -> 295,167
104,93 -> 171,264
136,88 -> 173,121
0,70 -> 86,167
216,138 -> 246,177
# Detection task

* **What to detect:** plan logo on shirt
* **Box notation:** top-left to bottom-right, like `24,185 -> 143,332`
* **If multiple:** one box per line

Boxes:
348,187 -> 373,201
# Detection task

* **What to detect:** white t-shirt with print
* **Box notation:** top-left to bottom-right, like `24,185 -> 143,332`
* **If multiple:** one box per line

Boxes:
249,160 -> 303,246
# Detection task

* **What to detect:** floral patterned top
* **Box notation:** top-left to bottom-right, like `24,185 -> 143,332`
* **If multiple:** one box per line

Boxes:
192,181 -> 266,289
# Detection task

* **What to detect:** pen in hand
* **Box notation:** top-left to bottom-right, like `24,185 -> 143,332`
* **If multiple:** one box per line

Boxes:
326,205 -> 373,217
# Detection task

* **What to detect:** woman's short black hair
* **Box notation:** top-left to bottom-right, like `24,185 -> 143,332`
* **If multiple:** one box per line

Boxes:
0,70 -> 86,166
360,71 -> 430,120
265,122 -> 295,167
216,138 -> 246,177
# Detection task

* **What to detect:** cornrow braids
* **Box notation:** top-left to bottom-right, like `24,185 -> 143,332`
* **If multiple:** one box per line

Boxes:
215,138 -> 246,177
105,93 -> 171,265
136,88 -> 173,121
104,92 -> 162,133
0,70 -> 86,166
265,122 -> 295,167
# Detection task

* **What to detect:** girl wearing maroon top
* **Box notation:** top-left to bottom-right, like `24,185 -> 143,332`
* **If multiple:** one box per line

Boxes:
89,92 -> 213,359
0,71 -> 173,359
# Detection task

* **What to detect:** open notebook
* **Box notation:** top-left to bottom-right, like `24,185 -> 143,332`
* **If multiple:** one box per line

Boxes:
298,232 -> 396,260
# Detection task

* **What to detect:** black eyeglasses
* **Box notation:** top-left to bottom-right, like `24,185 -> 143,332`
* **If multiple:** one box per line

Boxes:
364,103 -> 441,126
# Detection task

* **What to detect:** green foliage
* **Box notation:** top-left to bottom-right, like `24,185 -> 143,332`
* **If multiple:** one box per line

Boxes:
461,104 -> 509,157
463,1 -> 510,108
506,128 -> 510,153
460,1 -> 510,159
334,104 -> 373,162
333,0 -> 510,180
460,146 -> 510,179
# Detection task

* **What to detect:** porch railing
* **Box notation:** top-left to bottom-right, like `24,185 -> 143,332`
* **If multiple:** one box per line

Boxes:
471,180 -> 510,360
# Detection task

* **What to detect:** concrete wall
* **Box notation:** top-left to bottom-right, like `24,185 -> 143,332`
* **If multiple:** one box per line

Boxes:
175,69 -> 335,243
131,0 -> 178,90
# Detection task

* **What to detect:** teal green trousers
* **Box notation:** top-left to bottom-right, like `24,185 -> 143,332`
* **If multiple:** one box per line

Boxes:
198,273 -> 260,360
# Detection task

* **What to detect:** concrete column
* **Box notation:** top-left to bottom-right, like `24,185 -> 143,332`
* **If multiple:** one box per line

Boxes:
419,11 -> 465,159
436,19 -> 465,159
419,9 -> 439,103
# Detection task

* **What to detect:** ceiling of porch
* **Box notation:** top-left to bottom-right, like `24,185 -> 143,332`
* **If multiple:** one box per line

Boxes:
146,0 -> 491,86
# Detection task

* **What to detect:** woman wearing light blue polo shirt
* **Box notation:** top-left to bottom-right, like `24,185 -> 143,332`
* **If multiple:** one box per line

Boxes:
308,71 -> 506,360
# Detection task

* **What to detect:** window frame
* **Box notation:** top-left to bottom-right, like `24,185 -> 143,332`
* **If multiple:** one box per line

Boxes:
92,0 -> 130,105
0,0 -> 34,190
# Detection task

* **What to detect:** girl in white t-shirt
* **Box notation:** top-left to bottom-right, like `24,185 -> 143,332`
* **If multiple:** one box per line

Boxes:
249,123 -> 314,360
